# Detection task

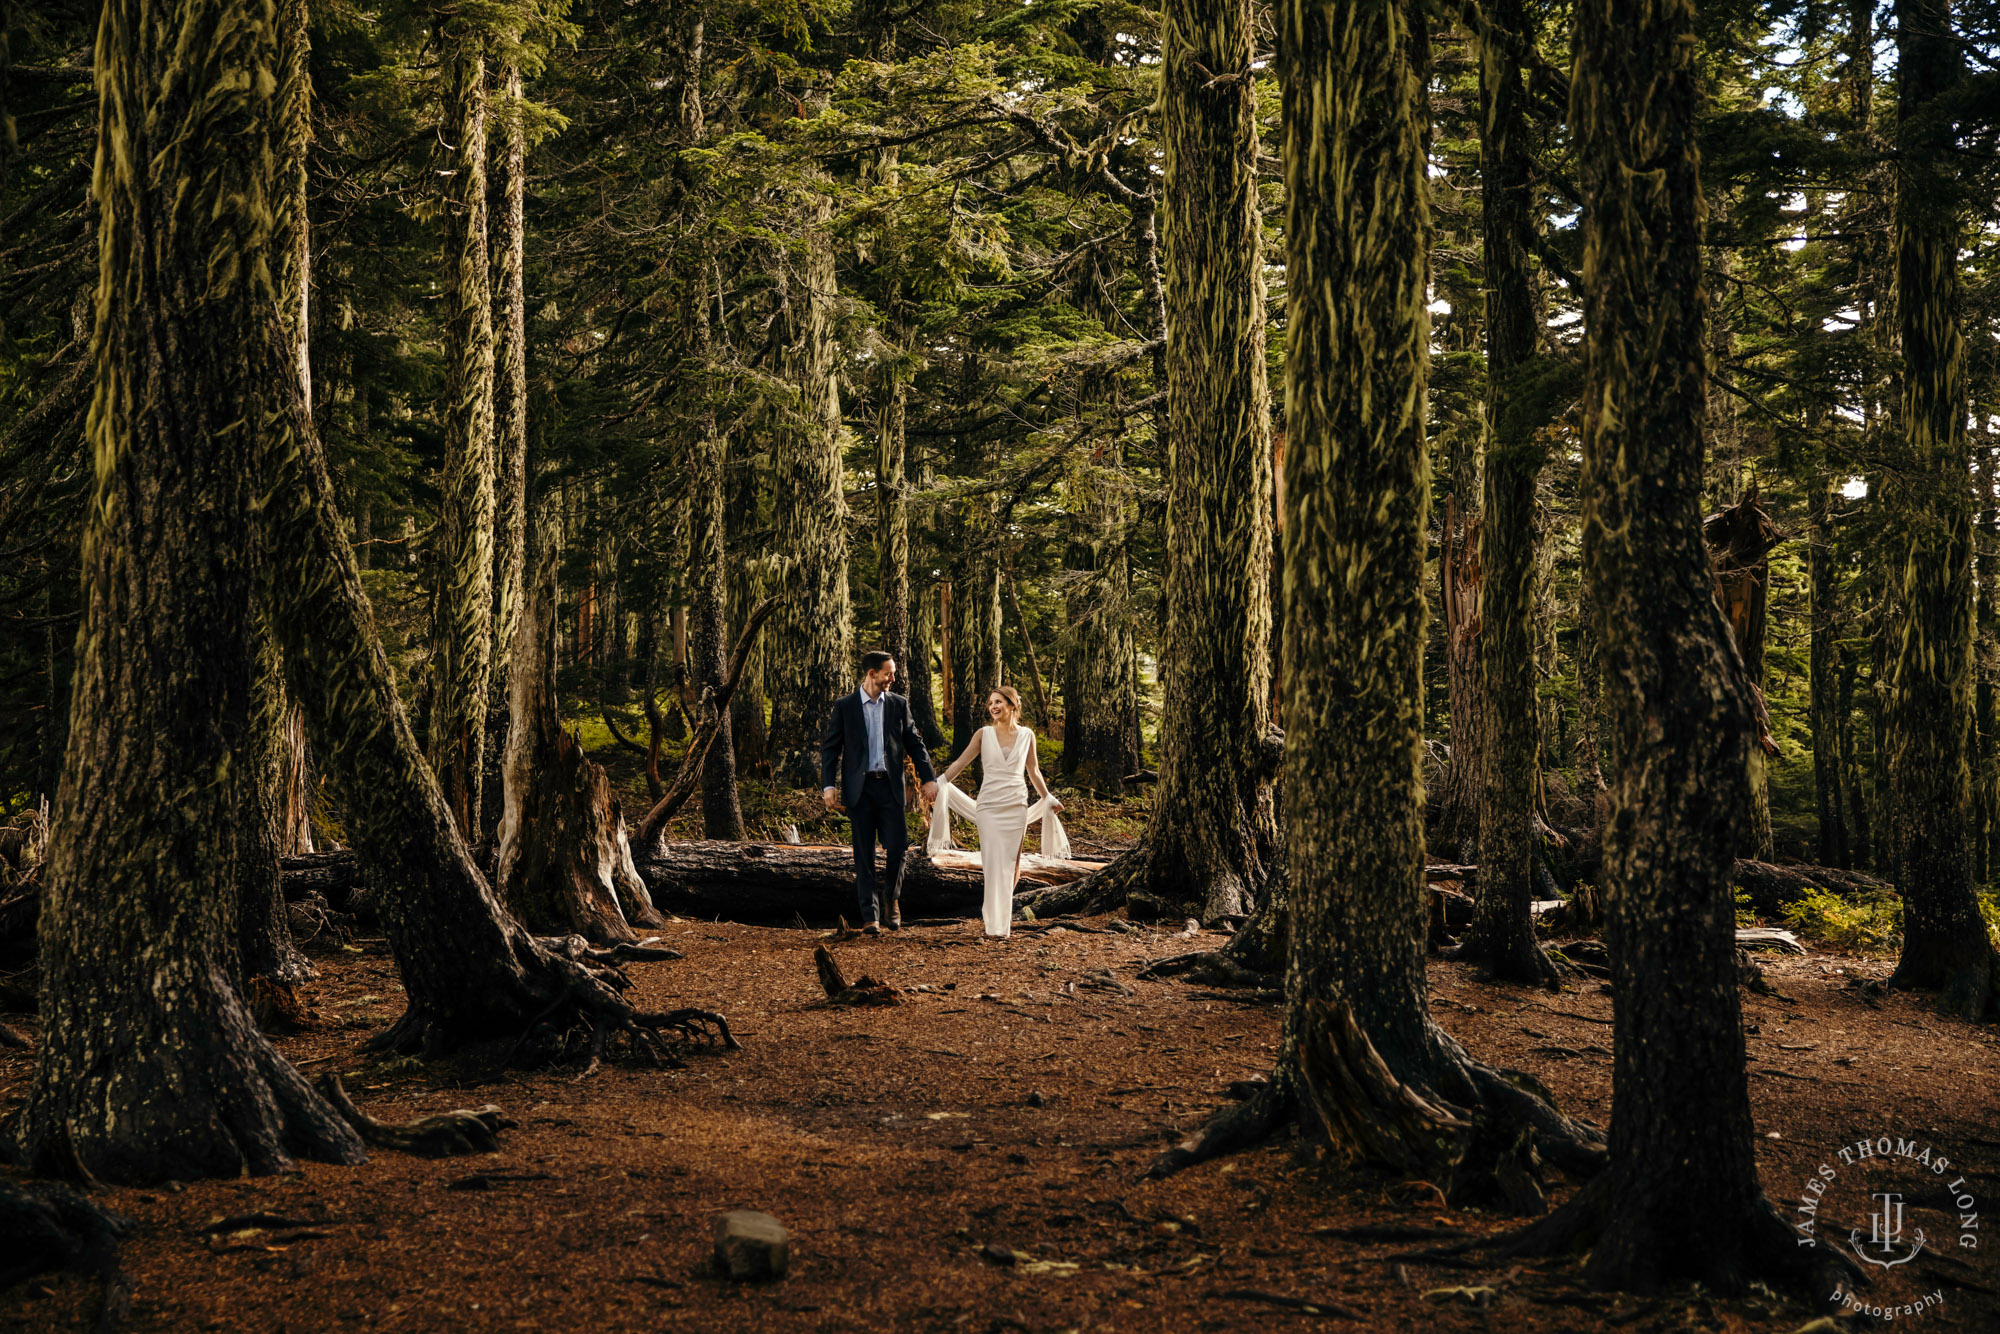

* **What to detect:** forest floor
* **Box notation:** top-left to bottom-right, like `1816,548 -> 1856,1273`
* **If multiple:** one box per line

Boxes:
4,896 -> 2000,1332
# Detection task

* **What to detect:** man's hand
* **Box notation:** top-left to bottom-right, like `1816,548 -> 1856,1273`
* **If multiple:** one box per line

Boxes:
822,786 -> 839,810
920,780 -> 939,806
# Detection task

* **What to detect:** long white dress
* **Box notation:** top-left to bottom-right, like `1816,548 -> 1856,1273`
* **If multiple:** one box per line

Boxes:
924,726 -> 1069,938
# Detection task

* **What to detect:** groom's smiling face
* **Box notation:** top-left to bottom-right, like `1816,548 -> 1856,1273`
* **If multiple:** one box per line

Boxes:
867,658 -> 897,693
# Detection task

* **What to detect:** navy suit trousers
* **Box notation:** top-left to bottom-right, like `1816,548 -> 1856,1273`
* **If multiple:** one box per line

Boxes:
848,771 -> 908,924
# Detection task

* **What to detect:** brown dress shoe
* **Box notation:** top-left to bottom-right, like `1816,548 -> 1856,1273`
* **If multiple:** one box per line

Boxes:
863,921 -> 881,936
888,904 -> 903,931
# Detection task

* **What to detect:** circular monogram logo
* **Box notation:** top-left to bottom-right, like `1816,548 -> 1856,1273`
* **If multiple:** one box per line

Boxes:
1791,1133 -> 1980,1321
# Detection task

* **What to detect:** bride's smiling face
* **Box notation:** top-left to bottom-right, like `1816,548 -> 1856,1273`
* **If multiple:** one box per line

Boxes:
987,693 -> 1013,723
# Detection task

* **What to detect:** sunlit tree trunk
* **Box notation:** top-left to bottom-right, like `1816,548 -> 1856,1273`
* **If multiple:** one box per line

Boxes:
426,20 -> 498,836
1144,0 -> 1599,1191
1884,0 -> 1994,1015
16,0 -> 367,1182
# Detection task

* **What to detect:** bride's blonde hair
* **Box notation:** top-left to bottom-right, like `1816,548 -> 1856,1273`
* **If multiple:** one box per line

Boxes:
987,685 -> 1022,720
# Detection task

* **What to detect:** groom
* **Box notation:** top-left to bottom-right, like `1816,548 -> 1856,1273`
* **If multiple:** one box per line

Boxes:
821,651 -> 938,934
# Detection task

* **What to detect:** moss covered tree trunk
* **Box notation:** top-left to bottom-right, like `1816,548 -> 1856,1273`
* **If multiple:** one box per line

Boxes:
1080,0 -> 1275,921
726,442 -> 771,771
1145,0 -> 1600,1190
1506,0 -> 1837,1291
485,56 -> 531,848
768,182 -> 852,785
1883,0 -> 1995,1015
14,0 -> 368,1183
673,24 -> 742,840
239,0 -> 319,997
425,23 -> 497,837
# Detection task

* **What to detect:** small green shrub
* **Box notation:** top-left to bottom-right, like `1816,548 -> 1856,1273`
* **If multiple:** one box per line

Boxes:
1781,885 -> 1902,955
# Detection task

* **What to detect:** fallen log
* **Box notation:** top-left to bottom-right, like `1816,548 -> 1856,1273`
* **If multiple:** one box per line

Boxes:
634,841 -> 1104,918
279,841 -> 1108,923
1427,857 -> 1894,923
1729,860 -> 1894,919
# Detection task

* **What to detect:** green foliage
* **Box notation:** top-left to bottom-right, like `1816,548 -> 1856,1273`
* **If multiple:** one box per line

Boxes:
1781,884 -> 1903,955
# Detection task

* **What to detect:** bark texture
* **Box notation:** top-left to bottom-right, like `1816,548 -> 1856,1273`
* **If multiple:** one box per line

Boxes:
14,0 -> 367,1183
767,177 -> 852,784
1883,0 -> 1996,1015
425,23 -> 498,837
1504,0 -> 1833,1291
496,496 -> 665,943
1808,475 -> 1850,866
1148,0 -> 1599,1194
1083,0 -> 1275,921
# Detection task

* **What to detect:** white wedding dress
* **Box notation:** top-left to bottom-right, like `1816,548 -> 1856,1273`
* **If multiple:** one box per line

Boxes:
924,725 -> 1069,937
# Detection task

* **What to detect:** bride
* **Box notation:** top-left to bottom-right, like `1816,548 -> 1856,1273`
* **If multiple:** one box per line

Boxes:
927,686 -> 1065,938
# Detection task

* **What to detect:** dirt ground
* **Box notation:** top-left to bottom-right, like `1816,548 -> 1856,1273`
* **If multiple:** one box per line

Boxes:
4,910 -> 1999,1333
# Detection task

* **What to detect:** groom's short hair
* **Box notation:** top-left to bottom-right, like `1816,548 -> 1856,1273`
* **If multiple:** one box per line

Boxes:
860,650 -> 893,675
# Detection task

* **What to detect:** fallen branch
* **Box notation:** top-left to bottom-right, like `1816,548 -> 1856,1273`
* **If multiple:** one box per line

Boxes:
315,1074 -> 514,1157
814,945 -> 899,1006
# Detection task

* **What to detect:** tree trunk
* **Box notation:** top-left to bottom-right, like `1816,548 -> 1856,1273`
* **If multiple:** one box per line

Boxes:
14,0 -> 367,1183
1506,0 -> 1833,1290
1461,0 -> 1559,986
494,494 -> 664,943
1884,0 -> 1995,1016
243,617 -> 316,994
1704,488 -> 1778,860
726,439 -> 770,772
1060,452 -> 1141,795
425,24 -> 497,839
767,175 -> 852,784
1434,497 -> 1482,861
1146,0 -> 1600,1192
486,58 -> 531,848
1077,0 -> 1276,922
1808,475 -> 1851,866
690,429 -> 743,839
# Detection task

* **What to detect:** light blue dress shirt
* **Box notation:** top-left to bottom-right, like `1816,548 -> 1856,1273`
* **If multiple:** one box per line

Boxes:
859,686 -> 887,772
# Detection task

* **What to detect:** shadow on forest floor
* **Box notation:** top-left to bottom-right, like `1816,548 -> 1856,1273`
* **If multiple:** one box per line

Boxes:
3,906 -> 1997,1331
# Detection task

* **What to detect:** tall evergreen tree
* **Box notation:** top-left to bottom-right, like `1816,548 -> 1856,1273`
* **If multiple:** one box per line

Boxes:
1505,0 -> 1846,1291
1073,0 -> 1275,921
1882,0 -> 1998,1017
426,12 -> 499,836
16,0 -> 368,1182
1460,0 -> 1562,985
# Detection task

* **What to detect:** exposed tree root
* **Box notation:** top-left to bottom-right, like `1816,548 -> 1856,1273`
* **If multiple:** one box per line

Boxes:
1490,1171 -> 1859,1299
316,1074 -> 512,1157
363,928 -> 738,1077
249,977 -> 319,1034
1147,999 -> 1603,1209
0,1020 -> 27,1049
1446,930 -> 1570,991
1019,835 -> 1267,924
0,1177 -> 131,1331
1138,950 -> 1275,989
